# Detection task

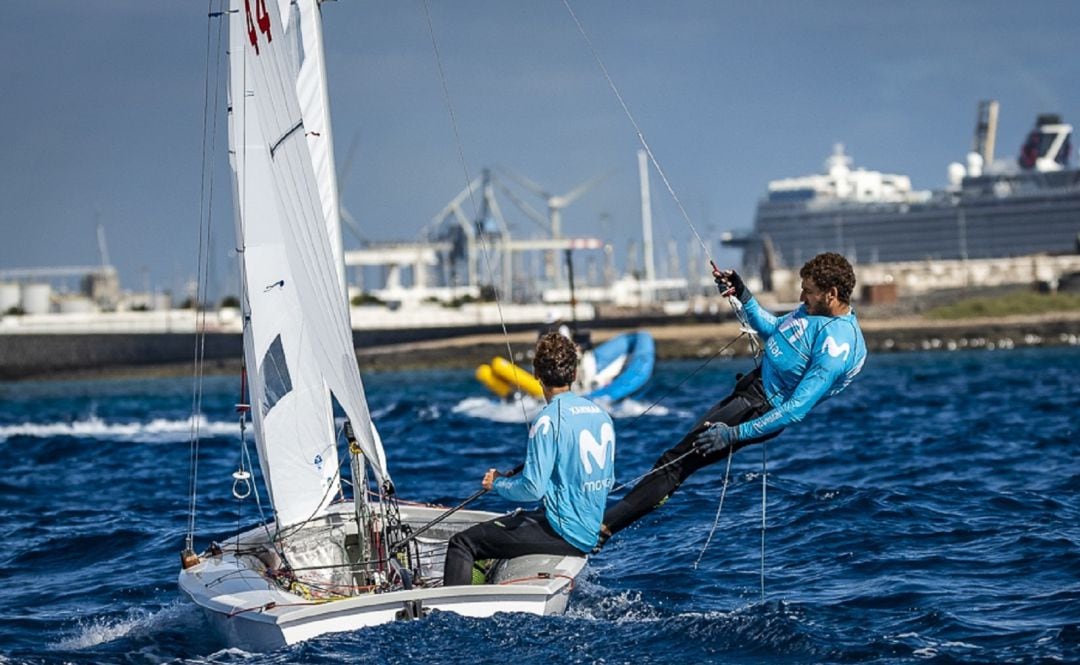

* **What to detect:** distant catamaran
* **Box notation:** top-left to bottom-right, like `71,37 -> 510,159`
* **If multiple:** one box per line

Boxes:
178,0 -> 585,651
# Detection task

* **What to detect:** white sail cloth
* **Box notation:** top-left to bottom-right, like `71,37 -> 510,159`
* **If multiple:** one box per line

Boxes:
289,0 -> 346,296
228,0 -> 389,528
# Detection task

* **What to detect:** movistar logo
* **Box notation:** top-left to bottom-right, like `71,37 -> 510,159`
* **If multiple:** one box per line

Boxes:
821,336 -> 851,360
780,317 -> 808,345
579,422 -> 615,475
529,415 -> 553,439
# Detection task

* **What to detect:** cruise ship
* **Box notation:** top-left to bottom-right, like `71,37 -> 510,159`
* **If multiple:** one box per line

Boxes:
731,103 -> 1080,280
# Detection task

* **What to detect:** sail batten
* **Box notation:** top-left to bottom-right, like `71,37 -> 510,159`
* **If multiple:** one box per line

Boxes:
227,0 -> 388,528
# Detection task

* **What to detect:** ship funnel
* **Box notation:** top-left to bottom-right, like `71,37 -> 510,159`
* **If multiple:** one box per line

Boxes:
973,100 -> 999,165
1019,113 -> 1073,172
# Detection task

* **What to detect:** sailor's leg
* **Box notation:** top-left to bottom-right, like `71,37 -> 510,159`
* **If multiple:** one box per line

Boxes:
443,510 -> 583,586
604,375 -> 773,533
444,528 -> 483,586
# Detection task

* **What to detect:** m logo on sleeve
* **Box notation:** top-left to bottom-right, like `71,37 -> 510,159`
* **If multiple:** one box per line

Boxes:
821,336 -> 851,360
529,415 -> 554,439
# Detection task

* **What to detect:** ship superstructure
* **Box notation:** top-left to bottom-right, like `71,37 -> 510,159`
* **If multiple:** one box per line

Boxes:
733,105 -> 1080,279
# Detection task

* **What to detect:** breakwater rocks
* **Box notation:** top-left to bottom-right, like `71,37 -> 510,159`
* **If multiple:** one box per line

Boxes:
1,313 -> 1078,380
357,313 -> 1080,372
0,332 -> 242,381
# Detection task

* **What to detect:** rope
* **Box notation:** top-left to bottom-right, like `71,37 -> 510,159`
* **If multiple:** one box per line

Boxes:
608,331 -> 746,494
622,332 -> 744,426
187,0 -> 227,551
760,440 -> 767,602
692,445 -> 734,569
226,600 -> 333,618
726,295 -> 763,361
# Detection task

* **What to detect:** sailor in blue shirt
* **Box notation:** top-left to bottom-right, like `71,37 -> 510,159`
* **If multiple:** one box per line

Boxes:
600,252 -> 866,543
443,332 -> 615,586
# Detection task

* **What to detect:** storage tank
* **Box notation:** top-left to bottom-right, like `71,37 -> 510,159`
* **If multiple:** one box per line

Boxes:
0,283 -> 19,312
21,283 -> 52,314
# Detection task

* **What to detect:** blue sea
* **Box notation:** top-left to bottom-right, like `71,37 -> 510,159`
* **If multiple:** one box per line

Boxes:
1,347 -> 1077,664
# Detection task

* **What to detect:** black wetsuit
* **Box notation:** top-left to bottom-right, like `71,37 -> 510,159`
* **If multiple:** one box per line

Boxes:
443,509 -> 585,586
602,368 -> 780,535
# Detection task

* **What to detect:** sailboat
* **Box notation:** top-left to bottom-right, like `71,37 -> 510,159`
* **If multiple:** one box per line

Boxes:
178,0 -> 584,651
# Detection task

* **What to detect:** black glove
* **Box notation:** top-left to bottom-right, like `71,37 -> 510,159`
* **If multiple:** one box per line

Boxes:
712,268 -> 751,304
691,421 -> 738,456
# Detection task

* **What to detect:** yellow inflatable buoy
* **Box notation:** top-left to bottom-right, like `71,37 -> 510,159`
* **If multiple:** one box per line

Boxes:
475,364 -> 515,399
490,356 -> 544,399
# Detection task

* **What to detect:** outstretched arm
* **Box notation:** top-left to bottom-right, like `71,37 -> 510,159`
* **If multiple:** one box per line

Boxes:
492,416 -> 556,502
735,362 -> 838,440
736,332 -> 850,440
745,318 -> 865,440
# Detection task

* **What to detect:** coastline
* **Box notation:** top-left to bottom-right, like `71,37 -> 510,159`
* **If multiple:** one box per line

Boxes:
354,311 -> 1080,373
1,311 -> 1078,382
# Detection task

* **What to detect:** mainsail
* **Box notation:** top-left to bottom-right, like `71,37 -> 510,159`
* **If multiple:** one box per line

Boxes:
227,0 -> 388,528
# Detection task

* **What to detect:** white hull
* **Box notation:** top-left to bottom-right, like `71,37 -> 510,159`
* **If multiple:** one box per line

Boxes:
178,503 -> 586,651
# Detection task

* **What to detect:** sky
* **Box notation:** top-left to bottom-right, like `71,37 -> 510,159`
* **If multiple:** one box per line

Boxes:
2,1 -> 1079,301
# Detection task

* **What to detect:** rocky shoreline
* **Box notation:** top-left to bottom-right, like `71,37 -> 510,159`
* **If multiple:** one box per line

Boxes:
356,311 -> 1080,372
2,312 -> 1078,381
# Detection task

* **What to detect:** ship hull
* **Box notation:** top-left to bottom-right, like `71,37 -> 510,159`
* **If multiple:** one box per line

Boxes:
745,170 -> 1080,271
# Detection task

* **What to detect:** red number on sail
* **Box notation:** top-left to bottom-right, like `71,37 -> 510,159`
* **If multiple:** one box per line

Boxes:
244,0 -> 273,55
255,0 -> 273,41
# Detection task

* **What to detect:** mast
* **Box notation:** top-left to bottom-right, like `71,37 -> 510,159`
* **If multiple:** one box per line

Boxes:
637,149 -> 656,303
227,0 -> 390,528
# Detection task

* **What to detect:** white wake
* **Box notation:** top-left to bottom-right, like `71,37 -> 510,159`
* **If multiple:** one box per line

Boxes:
0,415 -> 238,443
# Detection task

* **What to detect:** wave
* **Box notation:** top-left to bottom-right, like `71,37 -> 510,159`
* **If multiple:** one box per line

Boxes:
50,600 -> 198,650
0,415 -> 238,443
452,396 -> 543,423
600,397 -> 677,419
452,396 -> 679,423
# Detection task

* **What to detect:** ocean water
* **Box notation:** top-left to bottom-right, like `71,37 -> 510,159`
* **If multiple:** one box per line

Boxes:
0,347 -> 1077,664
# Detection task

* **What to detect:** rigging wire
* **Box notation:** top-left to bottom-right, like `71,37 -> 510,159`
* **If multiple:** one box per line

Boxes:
187,0 -> 228,552
561,0 -> 711,260
561,0 -> 770,597
420,0 -> 532,430
424,1 -> 761,444
608,331 -> 747,493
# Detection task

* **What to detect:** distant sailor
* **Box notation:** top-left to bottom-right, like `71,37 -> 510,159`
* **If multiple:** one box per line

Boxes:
443,332 -> 616,586
599,252 -> 866,544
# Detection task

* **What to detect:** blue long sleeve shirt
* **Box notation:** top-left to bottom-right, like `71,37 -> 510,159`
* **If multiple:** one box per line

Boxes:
492,392 -> 615,552
735,296 -> 867,441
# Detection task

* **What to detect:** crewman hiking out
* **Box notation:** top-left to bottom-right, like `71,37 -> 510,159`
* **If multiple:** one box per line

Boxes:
598,251 -> 866,545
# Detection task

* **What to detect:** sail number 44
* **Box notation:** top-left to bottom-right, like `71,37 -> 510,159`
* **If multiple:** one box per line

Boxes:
245,0 -> 273,55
